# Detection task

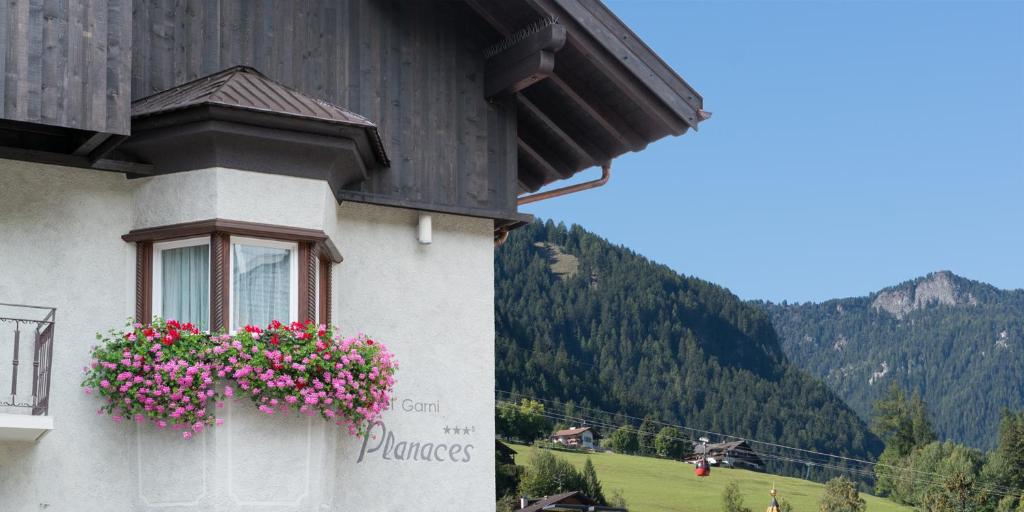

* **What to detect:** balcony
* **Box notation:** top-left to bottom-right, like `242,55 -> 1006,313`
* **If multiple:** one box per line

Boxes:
0,303 -> 55,442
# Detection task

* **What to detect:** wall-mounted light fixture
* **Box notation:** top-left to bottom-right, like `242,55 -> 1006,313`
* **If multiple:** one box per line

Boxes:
417,213 -> 432,245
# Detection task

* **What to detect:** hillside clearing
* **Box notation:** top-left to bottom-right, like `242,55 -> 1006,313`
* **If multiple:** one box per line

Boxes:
507,443 -> 912,512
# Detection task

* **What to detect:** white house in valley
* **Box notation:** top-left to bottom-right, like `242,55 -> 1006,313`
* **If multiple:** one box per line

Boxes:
0,1 -> 704,510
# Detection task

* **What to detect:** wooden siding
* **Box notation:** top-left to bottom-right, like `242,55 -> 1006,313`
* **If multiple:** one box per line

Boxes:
0,0 -> 131,135
132,0 -> 518,219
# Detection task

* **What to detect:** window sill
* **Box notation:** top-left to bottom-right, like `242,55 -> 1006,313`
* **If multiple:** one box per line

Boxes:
0,412 -> 54,442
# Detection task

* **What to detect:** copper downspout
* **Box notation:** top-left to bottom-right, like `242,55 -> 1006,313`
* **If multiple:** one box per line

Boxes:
495,162 -> 612,247
517,162 -> 611,206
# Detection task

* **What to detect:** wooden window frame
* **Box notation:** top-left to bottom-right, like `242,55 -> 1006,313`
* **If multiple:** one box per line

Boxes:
124,219 -> 341,331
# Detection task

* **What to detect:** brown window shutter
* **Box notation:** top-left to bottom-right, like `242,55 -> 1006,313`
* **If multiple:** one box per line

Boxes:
318,257 -> 332,325
211,232 -> 231,332
135,241 -> 153,323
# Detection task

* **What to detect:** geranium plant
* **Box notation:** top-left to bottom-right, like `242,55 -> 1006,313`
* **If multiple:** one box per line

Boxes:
208,321 -> 397,436
83,319 -> 397,439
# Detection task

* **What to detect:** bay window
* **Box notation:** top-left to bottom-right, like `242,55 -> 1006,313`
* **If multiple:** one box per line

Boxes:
124,219 -> 339,332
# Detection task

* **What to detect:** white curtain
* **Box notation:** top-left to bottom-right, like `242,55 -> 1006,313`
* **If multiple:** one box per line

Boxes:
161,244 -> 210,330
232,244 -> 291,329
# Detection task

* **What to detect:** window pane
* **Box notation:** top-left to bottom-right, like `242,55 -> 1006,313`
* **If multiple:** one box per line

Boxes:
161,244 -> 210,330
232,244 -> 291,329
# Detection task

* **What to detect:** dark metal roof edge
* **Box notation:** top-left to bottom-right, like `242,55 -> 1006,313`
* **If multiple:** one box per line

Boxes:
132,103 -> 390,167
131,66 -> 389,164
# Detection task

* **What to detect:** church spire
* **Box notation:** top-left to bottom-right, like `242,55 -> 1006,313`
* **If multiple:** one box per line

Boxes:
766,485 -> 780,512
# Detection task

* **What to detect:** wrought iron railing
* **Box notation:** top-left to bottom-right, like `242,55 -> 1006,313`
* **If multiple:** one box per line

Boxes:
0,303 -> 55,415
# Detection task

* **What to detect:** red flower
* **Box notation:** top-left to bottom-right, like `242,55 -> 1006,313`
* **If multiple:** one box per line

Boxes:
268,320 -> 282,330
316,341 -> 327,352
270,335 -> 280,346
142,328 -> 156,339
366,339 -> 374,346
166,320 -> 181,329
273,363 -> 283,371
295,380 -> 306,391
161,328 -> 180,346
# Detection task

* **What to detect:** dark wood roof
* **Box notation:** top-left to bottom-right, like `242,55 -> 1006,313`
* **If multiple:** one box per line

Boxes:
519,491 -> 593,512
466,0 -> 706,193
496,439 -> 519,457
519,490 -> 628,512
131,66 -> 389,166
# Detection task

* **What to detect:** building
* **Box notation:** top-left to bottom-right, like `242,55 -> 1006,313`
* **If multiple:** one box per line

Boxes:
692,440 -> 766,472
518,491 -> 627,512
551,426 -> 599,449
0,1 -> 704,510
497,439 -> 519,465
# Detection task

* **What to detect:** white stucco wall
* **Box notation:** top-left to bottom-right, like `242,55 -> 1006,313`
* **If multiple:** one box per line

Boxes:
0,163 -> 495,511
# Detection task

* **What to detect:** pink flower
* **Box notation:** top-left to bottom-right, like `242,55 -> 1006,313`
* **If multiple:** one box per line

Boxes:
183,431 -> 192,440
224,386 -> 234,397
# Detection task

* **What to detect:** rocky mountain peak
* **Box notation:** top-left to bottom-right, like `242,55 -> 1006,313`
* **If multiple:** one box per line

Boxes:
870,271 -> 977,318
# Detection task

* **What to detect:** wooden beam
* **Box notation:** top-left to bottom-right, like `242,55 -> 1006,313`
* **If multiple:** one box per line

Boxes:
87,134 -> 129,163
517,137 -> 567,189
551,0 -> 702,130
484,24 -> 566,98
486,51 -> 556,99
72,132 -> 112,156
0,146 -> 154,175
516,93 -> 602,167
524,0 -> 689,135
545,75 -> 633,151
463,0 -> 513,37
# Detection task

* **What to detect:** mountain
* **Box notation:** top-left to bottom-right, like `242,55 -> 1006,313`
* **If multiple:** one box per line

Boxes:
495,220 -> 882,479
761,271 -> 1024,450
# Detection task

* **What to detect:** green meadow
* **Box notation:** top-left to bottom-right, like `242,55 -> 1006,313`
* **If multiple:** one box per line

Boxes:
507,443 -> 913,512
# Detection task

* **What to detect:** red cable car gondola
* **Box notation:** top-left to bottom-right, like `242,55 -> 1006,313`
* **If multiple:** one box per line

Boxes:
695,458 -> 710,477
695,437 -> 711,477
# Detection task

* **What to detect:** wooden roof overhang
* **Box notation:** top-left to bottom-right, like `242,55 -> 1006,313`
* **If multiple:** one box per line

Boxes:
465,0 -> 707,194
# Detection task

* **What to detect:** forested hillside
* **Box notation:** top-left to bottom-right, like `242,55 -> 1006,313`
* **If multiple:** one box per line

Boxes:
762,271 -> 1024,449
495,221 -> 882,479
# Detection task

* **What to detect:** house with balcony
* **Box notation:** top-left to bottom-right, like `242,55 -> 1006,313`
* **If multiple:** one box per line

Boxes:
0,1 -> 704,510
551,426 -> 599,450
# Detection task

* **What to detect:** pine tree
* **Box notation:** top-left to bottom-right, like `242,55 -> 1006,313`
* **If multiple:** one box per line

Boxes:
986,411 -> 1024,492
581,458 -> 606,505
872,382 -> 915,457
638,416 -> 657,456
910,390 -> 937,448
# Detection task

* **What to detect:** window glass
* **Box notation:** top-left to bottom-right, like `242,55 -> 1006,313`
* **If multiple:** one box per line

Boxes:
232,242 -> 294,328
156,241 -> 210,330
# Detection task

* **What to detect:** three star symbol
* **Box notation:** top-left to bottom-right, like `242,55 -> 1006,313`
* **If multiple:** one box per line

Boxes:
442,425 -> 474,435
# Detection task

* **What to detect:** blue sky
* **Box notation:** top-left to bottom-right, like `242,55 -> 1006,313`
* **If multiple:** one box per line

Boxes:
521,0 -> 1024,303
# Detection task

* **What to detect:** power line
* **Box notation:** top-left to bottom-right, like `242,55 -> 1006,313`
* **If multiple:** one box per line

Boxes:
502,401 -> 1024,500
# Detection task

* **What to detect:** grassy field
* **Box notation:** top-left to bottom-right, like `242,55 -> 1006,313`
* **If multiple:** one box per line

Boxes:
507,443 -> 912,512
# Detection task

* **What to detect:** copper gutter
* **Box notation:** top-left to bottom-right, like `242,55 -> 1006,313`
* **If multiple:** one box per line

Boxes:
516,162 -> 611,206
495,162 -> 612,247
